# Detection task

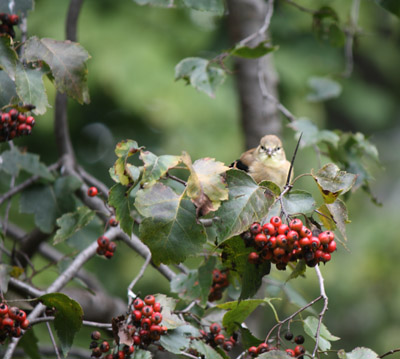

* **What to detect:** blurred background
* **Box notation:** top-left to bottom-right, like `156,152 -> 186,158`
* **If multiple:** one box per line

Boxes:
2,0 -> 400,356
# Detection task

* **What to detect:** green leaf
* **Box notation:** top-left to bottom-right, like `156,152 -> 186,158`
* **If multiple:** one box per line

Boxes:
215,170 -> 275,242
303,316 -> 340,351
326,199 -> 349,240
132,349 -> 152,359
239,327 -> 263,348
241,259 -> 271,300
282,190 -> 316,215
39,293 -> 83,357
191,339 -> 224,359
0,70 -> 17,107
23,37 -> 90,104
312,6 -> 345,47
312,163 -> 357,204
0,0 -> 33,13
0,147 -> 54,180
115,139 -> 140,158
306,76 -> 342,102
198,256 -> 217,305
175,57 -> 225,98
230,41 -> 278,59
15,64 -> 50,115
135,182 -> 207,265
337,347 -> 379,359
285,260 -> 306,282
154,294 -> 186,329
54,206 -> 95,244
376,0 -> 400,18
218,299 -> 265,334
18,328 -> 40,359
258,351 -> 294,359
159,325 -> 200,354
170,270 -> 202,302
140,150 -> 181,186
0,36 -> 17,80
183,152 -> 229,216
19,176 -> 81,233
182,0 -> 225,14
133,0 -> 176,7
108,183 -> 135,236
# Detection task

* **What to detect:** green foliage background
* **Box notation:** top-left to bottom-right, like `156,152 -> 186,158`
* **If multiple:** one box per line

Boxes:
1,0 -> 400,355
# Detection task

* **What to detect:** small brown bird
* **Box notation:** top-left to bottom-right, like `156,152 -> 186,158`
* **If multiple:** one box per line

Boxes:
232,135 -> 291,188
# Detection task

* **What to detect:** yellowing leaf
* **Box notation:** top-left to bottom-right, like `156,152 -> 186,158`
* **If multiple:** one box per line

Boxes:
183,152 -> 229,216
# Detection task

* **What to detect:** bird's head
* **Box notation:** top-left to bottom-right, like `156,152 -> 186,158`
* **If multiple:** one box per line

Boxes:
256,135 -> 286,162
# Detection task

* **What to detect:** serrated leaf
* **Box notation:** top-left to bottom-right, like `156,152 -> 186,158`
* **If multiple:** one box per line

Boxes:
15,64 -> 49,115
307,76 -> 342,102
115,139 -> 140,158
218,299 -> 265,334
108,183 -> 135,236
0,36 -> 17,80
54,206 -> 95,244
0,0 -> 34,13
39,293 -> 83,357
303,316 -> 340,352
191,339 -> 224,359
23,37 -> 90,104
0,70 -> 17,107
198,256 -> 217,305
20,176 -> 81,233
240,327 -> 263,348
154,294 -> 186,329
327,199 -> 349,240
231,41 -> 278,59
215,169 -> 275,242
175,57 -> 225,98
376,0 -> 400,18
0,147 -> 54,180
135,182 -> 207,265
140,150 -> 181,186
170,270 -> 202,302
258,350 -> 294,359
285,260 -> 306,282
337,347 -> 379,359
18,328 -> 40,359
159,325 -> 200,354
282,190 -> 316,215
114,157 -> 130,185
183,153 -> 228,216
312,163 -> 357,203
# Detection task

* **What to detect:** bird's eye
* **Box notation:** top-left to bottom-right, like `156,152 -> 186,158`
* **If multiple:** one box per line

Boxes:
261,146 -> 265,150
276,147 -> 281,151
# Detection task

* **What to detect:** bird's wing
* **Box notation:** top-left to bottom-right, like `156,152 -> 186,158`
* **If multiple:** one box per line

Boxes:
229,147 -> 256,172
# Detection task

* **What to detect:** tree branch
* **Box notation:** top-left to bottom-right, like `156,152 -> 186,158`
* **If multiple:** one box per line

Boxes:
313,265 -> 329,357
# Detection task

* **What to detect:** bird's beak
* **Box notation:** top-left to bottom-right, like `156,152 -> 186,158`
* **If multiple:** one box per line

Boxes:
266,148 -> 273,156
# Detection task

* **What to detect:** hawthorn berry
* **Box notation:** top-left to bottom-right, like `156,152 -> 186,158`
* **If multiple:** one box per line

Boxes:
289,218 -> 303,231
223,340 -> 234,351
327,240 -> 337,253
97,236 -> 109,247
294,345 -> 306,356
133,298 -> 144,310
248,346 -> 258,357
250,222 -> 262,235
270,216 -> 282,227
20,319 -> 30,330
248,252 -> 259,264
0,303 -> 8,315
153,302 -> 162,312
214,333 -> 225,345
294,335 -> 305,344
99,341 -> 110,352
91,331 -> 101,341
257,343 -> 269,354
254,233 -> 268,247
109,217 -> 119,227
87,186 -> 98,197
142,305 -> 154,317
263,222 -> 276,236
286,348 -> 295,357
144,295 -> 155,306
284,331 -> 293,341
278,224 -> 290,235
151,312 -> 162,324
210,323 -> 221,334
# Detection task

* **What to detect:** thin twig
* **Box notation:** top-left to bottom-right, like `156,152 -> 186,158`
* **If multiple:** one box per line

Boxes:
45,318 -> 62,359
379,348 -> 400,358
313,265 -> 329,357
166,173 -> 187,186
285,132 -> 302,187
283,0 -> 316,14
128,254 -> 152,293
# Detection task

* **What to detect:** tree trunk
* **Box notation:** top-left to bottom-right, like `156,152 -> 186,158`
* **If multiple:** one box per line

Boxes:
227,0 -> 281,149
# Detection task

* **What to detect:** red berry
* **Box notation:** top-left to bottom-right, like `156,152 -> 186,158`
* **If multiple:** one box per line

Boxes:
25,116 -> 35,127
151,312 -> 162,324
104,251 -> 113,259
96,246 -> 106,256
144,295 -> 156,306
210,322 -> 221,334
8,14 -> 19,25
254,233 -> 268,247
223,340 -> 234,351
87,186 -> 98,197
273,247 -> 285,259
8,307 -> 20,320
278,224 -> 290,235
8,109 -> 18,120
276,234 -> 287,248
257,343 -> 269,354
248,346 -> 258,357
250,222 -> 262,235
270,216 -> 282,227
20,319 -> 30,330
294,345 -> 305,356
0,303 -> 8,315
11,326 -> 21,337
286,348 -> 295,357
160,326 -> 168,335
2,317 -> 14,329
117,350 -> 125,359
17,114 -> 26,123
133,298 -> 144,310
327,240 -> 337,253
109,217 -> 118,227
1,113 -> 10,124
322,253 -> 331,262
97,236 -> 109,247
133,335 -> 141,345
150,324 -> 162,335
142,305 -> 153,317
299,237 -> 311,249
153,302 -> 162,312
287,230 -> 299,243
99,341 -> 110,352
248,252 -> 259,264
141,317 -> 152,330
310,236 -> 320,250
132,310 -> 142,322
294,335 -> 305,344
300,226 -> 312,238
214,333 -> 225,345
107,242 -> 117,252
212,269 -> 222,282
289,218 -> 303,232
315,250 -> 324,262
123,345 -> 134,355
318,231 -> 330,245
16,310 -> 26,322
266,236 -> 277,249
262,222 -> 276,236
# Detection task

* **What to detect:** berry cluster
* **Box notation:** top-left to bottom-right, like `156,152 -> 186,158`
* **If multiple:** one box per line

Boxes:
248,333 -> 305,358
243,217 -> 336,271
96,235 -> 117,259
0,109 -> 36,142
0,13 -> 19,38
89,295 -> 167,358
192,323 -> 237,354
208,269 -> 229,302
0,303 -> 30,343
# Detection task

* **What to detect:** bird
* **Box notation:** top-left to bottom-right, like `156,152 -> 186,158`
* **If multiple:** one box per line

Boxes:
231,134 -> 292,188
